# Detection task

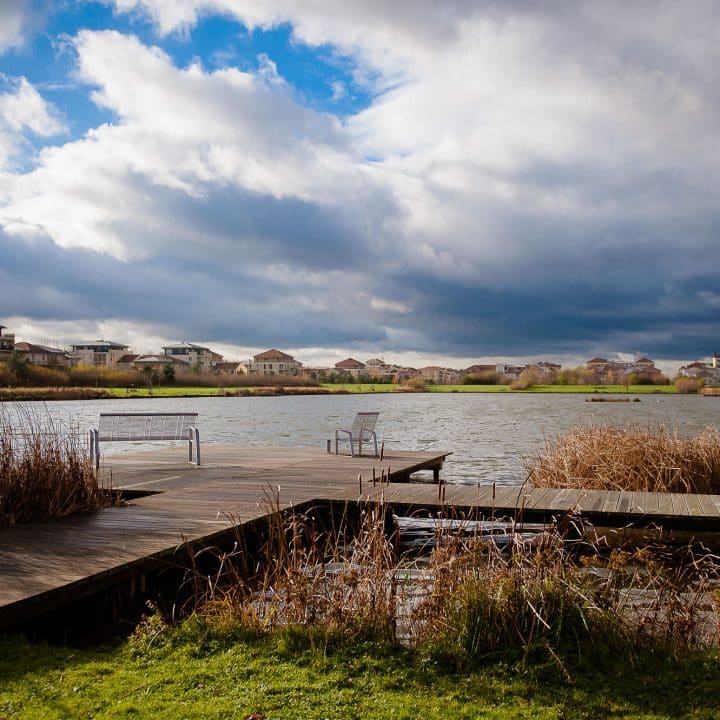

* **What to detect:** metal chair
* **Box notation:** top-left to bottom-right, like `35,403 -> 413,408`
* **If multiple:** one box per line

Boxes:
335,411 -> 379,457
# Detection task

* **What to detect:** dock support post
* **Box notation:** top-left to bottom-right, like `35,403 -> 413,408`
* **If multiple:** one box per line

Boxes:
433,464 -> 441,483
326,439 -> 332,454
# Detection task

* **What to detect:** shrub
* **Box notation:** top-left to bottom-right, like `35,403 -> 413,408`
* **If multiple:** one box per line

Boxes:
0,363 -> 15,387
676,377 -> 703,394
527,423 -> 720,493
510,369 -> 538,390
23,364 -> 68,387
401,377 -> 426,391
68,364 -> 144,388
463,371 -> 497,385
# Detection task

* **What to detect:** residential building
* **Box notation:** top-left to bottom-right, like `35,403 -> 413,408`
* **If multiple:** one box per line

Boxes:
162,342 -> 223,372
419,366 -> 462,384
114,354 -> 141,369
496,363 -> 525,381
71,340 -> 131,366
678,355 -> 720,385
0,326 -> 15,360
334,358 -> 366,378
364,358 -> 398,379
245,349 -> 302,376
14,342 -> 70,367
585,356 -> 661,382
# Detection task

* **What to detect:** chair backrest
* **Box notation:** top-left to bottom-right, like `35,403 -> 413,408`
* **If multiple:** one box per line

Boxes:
351,411 -> 379,439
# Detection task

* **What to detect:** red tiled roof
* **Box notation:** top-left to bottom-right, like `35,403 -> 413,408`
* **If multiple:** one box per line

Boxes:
254,349 -> 295,361
586,357 -> 608,364
335,358 -> 365,369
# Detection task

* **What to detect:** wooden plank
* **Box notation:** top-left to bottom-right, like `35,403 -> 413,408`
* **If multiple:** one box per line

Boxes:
600,491 -> 622,514
581,490 -> 609,513
670,493 -> 690,517
684,493 -> 705,517
631,491 -> 659,516
616,491 -> 633,516
656,492 -> 675,516
695,493 -> 720,518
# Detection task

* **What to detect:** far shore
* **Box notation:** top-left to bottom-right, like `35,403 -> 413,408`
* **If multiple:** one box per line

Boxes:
0,382 -> 703,402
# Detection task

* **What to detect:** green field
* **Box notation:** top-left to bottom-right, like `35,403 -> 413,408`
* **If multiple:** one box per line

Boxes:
1,631 -> 718,720
100,384 -> 679,398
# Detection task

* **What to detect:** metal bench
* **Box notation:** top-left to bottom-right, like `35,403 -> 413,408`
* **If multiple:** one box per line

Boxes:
89,412 -> 200,469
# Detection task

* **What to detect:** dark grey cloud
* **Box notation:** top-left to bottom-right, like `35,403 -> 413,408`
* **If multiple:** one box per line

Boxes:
2,4 -> 720,362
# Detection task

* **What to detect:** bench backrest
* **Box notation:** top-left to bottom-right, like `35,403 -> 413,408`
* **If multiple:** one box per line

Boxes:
97,413 -> 199,441
351,411 -> 379,439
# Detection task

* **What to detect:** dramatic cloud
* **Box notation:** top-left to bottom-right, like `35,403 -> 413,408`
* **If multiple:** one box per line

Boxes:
0,77 -> 66,169
1,2 -> 719,363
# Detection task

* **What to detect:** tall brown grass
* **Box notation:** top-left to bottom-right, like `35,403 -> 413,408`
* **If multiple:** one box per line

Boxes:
0,387 -> 112,401
411,537 -> 720,670
702,387 -> 720,396
197,498 -> 399,647
0,406 -> 111,528
168,495 -> 720,674
527,424 -> 720,493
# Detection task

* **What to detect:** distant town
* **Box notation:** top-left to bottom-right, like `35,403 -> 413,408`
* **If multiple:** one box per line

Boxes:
1,324 -> 719,386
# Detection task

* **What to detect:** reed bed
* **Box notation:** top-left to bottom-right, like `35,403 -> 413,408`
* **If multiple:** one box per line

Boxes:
0,386 -> 112,401
411,538 -> 720,671
702,387 -> 720,397
173,497 -> 720,674
0,406 -> 111,528
196,498 -> 399,647
527,424 -> 720,493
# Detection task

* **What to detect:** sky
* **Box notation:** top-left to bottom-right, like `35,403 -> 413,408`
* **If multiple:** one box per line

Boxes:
0,1 -> 718,372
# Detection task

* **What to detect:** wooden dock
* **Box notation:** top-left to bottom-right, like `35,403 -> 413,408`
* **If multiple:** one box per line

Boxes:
2,444 -> 720,634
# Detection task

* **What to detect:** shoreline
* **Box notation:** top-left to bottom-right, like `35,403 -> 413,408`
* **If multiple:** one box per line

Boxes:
0,383 -> 696,402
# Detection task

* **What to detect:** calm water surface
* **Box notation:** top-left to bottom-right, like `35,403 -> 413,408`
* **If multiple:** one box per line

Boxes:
4,394 -> 718,485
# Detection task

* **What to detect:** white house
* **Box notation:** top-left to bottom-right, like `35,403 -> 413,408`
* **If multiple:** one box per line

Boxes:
162,342 -> 223,372
71,340 -> 131,366
334,358 -> 366,378
245,349 -> 302,376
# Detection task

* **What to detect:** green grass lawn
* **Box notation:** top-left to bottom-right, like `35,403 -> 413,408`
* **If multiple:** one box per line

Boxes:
105,386 -> 233,398
101,384 -> 678,398
1,631 -> 718,719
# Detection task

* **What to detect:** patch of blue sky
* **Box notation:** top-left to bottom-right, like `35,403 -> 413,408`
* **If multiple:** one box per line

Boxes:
0,2 -> 374,169
162,16 -> 374,118
1,2 -> 140,144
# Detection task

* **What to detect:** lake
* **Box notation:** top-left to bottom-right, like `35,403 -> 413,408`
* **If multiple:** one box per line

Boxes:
3,393 -> 718,485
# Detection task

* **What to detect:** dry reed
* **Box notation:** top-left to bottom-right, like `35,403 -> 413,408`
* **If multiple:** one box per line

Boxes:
176,495 -> 720,672
0,406 -> 111,528
527,424 -> 720,493
411,536 -> 720,670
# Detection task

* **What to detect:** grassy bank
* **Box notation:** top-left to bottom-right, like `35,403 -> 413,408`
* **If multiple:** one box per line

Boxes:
326,383 -> 680,394
2,632 -> 719,720
0,384 -> 688,400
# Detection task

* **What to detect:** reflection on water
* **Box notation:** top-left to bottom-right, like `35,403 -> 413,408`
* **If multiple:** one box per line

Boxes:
2,393 -> 718,485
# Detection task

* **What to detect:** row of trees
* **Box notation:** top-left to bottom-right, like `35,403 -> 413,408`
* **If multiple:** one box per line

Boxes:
0,353 -> 319,389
